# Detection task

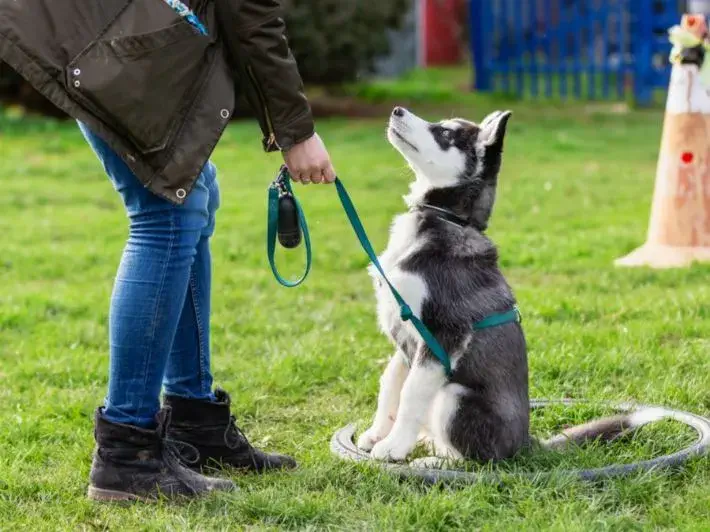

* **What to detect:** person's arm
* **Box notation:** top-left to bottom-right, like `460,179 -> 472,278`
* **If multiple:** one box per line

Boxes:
215,0 -> 334,183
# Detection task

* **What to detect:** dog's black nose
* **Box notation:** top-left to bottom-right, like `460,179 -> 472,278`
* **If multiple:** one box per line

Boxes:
393,107 -> 405,117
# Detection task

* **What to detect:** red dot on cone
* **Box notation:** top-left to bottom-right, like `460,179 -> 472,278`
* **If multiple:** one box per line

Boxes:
682,151 -> 694,164
688,16 -> 697,26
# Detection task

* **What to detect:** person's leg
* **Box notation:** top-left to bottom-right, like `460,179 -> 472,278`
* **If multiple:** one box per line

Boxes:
158,166 -> 297,473
78,125 -> 215,428
162,162 -> 219,400
78,123 -> 234,500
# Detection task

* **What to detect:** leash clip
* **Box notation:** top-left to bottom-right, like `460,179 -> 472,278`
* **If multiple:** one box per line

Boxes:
271,165 -> 292,198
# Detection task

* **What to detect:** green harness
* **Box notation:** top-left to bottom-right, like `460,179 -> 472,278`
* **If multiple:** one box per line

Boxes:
267,167 -> 521,377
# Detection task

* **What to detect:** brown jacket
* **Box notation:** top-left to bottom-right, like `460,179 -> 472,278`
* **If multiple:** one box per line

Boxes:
0,0 -> 314,204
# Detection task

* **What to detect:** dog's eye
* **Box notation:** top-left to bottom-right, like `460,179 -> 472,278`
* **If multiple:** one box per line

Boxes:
441,129 -> 452,140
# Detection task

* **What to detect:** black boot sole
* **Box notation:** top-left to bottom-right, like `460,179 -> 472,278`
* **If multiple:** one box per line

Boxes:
87,486 -> 151,502
87,483 -> 236,502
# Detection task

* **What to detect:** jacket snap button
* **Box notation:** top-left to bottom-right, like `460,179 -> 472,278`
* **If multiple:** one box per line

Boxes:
74,80 -> 81,88
176,188 -> 187,199
220,109 -> 230,119
73,69 -> 81,76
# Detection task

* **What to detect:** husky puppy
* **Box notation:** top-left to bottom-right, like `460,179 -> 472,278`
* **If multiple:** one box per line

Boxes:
357,107 -> 661,463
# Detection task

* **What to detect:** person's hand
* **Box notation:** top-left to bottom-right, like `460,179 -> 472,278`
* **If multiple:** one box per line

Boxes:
282,133 -> 336,185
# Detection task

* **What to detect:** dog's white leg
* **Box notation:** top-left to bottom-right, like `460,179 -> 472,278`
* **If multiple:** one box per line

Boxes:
408,386 -> 466,470
430,384 -> 466,460
357,351 -> 409,451
370,361 -> 447,461
417,422 -> 436,453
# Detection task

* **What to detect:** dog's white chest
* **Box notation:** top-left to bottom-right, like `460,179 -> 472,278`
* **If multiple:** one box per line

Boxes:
370,214 -> 428,352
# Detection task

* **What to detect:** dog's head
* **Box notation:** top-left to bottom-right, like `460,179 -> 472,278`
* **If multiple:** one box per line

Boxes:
387,107 -> 512,230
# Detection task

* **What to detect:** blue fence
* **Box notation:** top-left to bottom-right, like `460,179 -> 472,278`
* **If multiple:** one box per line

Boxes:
469,0 -> 688,105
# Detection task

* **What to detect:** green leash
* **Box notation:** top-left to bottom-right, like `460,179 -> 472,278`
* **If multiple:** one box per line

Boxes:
266,167 -> 521,377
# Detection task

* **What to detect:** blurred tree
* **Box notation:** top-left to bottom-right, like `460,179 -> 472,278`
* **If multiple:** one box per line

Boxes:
281,0 -> 410,85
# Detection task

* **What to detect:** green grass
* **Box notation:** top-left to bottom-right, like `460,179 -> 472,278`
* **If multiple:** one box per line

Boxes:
1,90 -> 710,530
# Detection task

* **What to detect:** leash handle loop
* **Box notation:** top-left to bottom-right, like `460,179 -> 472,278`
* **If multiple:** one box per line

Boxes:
267,169 -> 312,287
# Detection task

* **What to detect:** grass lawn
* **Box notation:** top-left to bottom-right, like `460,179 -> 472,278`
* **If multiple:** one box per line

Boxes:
1,89 -> 709,530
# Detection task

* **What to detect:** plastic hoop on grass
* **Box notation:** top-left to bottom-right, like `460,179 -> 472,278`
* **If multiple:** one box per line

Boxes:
330,399 -> 710,485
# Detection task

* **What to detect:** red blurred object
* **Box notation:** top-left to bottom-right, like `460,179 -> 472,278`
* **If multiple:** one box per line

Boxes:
682,151 -> 694,164
420,0 -> 464,66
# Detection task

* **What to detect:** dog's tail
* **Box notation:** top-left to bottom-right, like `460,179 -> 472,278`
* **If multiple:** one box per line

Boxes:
539,408 -> 666,450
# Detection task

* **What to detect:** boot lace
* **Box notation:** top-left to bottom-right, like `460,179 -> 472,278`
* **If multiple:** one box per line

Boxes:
157,407 -> 201,466
224,415 -> 258,470
164,437 -> 201,466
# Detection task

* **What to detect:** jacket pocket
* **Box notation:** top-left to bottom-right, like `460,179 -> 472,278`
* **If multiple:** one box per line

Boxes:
67,21 -> 212,154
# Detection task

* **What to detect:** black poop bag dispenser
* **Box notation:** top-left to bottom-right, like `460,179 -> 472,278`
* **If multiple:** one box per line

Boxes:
273,167 -> 302,249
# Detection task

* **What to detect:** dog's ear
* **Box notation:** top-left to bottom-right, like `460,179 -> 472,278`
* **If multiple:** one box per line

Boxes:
467,111 -> 511,229
477,110 -> 512,149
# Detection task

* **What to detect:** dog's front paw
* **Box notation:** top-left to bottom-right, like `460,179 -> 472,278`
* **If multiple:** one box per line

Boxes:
357,427 -> 385,451
370,436 -> 414,462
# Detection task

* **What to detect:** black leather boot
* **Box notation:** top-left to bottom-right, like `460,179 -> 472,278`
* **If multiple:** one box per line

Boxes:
164,388 -> 297,473
87,407 -> 236,502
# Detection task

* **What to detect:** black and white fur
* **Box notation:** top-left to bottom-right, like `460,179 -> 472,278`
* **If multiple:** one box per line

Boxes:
356,107 -> 663,463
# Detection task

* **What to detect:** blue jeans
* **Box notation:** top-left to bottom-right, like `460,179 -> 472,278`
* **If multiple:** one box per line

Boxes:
78,123 -> 219,428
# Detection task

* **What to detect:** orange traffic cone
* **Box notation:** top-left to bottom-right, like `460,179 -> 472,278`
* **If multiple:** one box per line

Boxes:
616,14 -> 710,268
